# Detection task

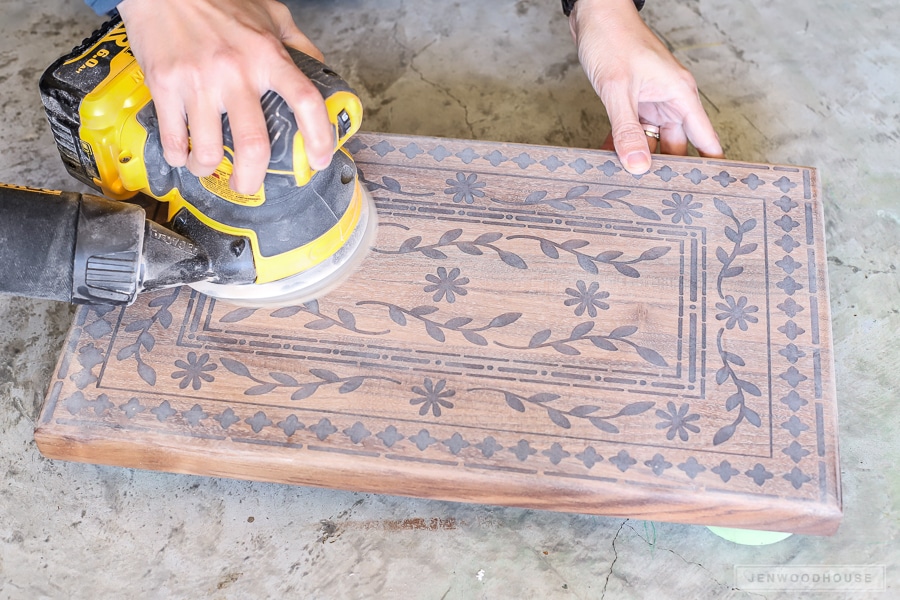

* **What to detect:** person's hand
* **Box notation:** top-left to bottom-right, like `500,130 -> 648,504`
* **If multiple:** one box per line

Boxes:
569,0 -> 723,174
118,0 -> 334,194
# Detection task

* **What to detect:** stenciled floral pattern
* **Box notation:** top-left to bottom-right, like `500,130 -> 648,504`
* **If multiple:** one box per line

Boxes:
655,402 -> 701,441
410,378 -> 456,417
424,267 -> 469,303
171,352 -> 217,390
715,295 -> 759,331
564,280 -> 610,317
661,193 -> 702,224
444,172 -> 486,204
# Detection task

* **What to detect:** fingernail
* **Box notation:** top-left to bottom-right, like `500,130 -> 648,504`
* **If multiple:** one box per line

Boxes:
625,151 -> 651,174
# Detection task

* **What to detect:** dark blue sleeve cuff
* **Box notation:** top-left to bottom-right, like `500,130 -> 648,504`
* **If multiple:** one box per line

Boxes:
84,0 -> 123,16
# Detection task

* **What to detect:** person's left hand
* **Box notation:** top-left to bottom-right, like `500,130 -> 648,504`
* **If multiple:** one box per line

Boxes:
569,0 -> 724,174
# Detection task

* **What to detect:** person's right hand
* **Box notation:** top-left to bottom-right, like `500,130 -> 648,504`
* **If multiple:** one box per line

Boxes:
569,0 -> 723,174
118,0 -> 335,195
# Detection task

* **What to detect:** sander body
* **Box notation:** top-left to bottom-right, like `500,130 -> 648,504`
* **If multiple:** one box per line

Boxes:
0,16 -> 375,306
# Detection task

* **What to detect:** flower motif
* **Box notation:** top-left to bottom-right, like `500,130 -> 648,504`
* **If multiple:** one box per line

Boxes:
171,352 -> 217,390
444,172 -> 485,204
661,193 -> 702,224
564,280 -> 610,317
715,295 -> 759,331
410,378 -> 456,417
655,401 -> 701,441
424,267 -> 469,303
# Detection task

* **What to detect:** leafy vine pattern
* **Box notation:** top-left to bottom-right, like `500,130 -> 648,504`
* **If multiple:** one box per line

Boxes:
355,302 -> 521,345
712,330 -> 762,445
218,299 -> 388,335
470,387 -> 654,431
492,186 -> 661,220
373,228 -> 527,269
713,197 -> 758,298
506,235 -> 670,277
219,357 -> 400,400
711,197 -> 762,445
115,288 -> 179,385
357,166 -> 434,197
496,322 -> 668,366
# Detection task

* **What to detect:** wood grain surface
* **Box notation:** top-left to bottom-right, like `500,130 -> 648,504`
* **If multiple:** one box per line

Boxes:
35,133 -> 841,535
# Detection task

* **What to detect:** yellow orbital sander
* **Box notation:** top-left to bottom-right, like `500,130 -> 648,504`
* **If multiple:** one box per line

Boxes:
0,16 -> 376,307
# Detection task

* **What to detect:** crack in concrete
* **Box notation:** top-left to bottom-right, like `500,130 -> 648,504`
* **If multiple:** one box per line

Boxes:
390,24 -> 476,138
626,523 -> 769,599
600,519 -> 628,599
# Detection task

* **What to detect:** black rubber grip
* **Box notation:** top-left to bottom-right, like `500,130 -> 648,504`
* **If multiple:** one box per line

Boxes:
0,186 -> 79,302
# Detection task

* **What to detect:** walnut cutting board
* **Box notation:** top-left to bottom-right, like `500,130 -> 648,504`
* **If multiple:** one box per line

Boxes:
36,133 -> 841,535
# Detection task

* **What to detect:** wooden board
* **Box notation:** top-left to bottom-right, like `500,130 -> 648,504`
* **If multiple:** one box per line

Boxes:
35,133 -> 841,535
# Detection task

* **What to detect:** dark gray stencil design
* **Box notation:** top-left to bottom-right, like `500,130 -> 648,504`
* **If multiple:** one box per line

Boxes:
483,150 -> 508,167
410,429 -> 438,450
576,447 -> 602,468
444,433 -> 469,454
713,329 -> 762,446
678,457 -> 706,479
424,267 -> 469,303
713,198 -> 757,298
71,344 -> 105,390
645,453 -> 673,475
370,140 -> 395,157
715,295 -> 759,331
375,228 -> 527,270
312,418 -> 337,440
343,421 -> 370,443
745,463 -> 774,486
358,301 -> 521,345
151,401 -> 176,422
120,397 -> 143,418
655,402 -> 701,441
399,142 -> 424,159
215,408 -> 240,429
65,391 -> 112,416
476,436 -> 502,458
470,386 -> 654,432
569,158 -> 592,174
712,460 -> 740,482
493,186 -> 661,220
278,415 -> 304,436
377,425 -> 404,448
410,378 -> 455,417
564,281 -> 610,317
444,172 -> 485,204
543,443 -> 570,465
116,287 -> 179,386
784,467 -> 812,489
496,322 -> 667,366
357,166 -> 434,197
218,299 -> 389,335
610,450 -> 636,472
511,439 -> 537,461
182,404 -> 208,426
775,256 -> 803,275
654,165 -> 678,182
219,357 -> 400,400
661,193 -> 702,224
246,411 -> 273,433
171,352 -> 217,390
508,234 -> 670,278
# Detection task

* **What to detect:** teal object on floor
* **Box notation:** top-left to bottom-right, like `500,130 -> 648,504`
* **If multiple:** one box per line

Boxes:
707,526 -> 793,545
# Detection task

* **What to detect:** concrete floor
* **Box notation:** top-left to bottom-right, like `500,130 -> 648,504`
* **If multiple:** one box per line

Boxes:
1,0 -> 897,597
